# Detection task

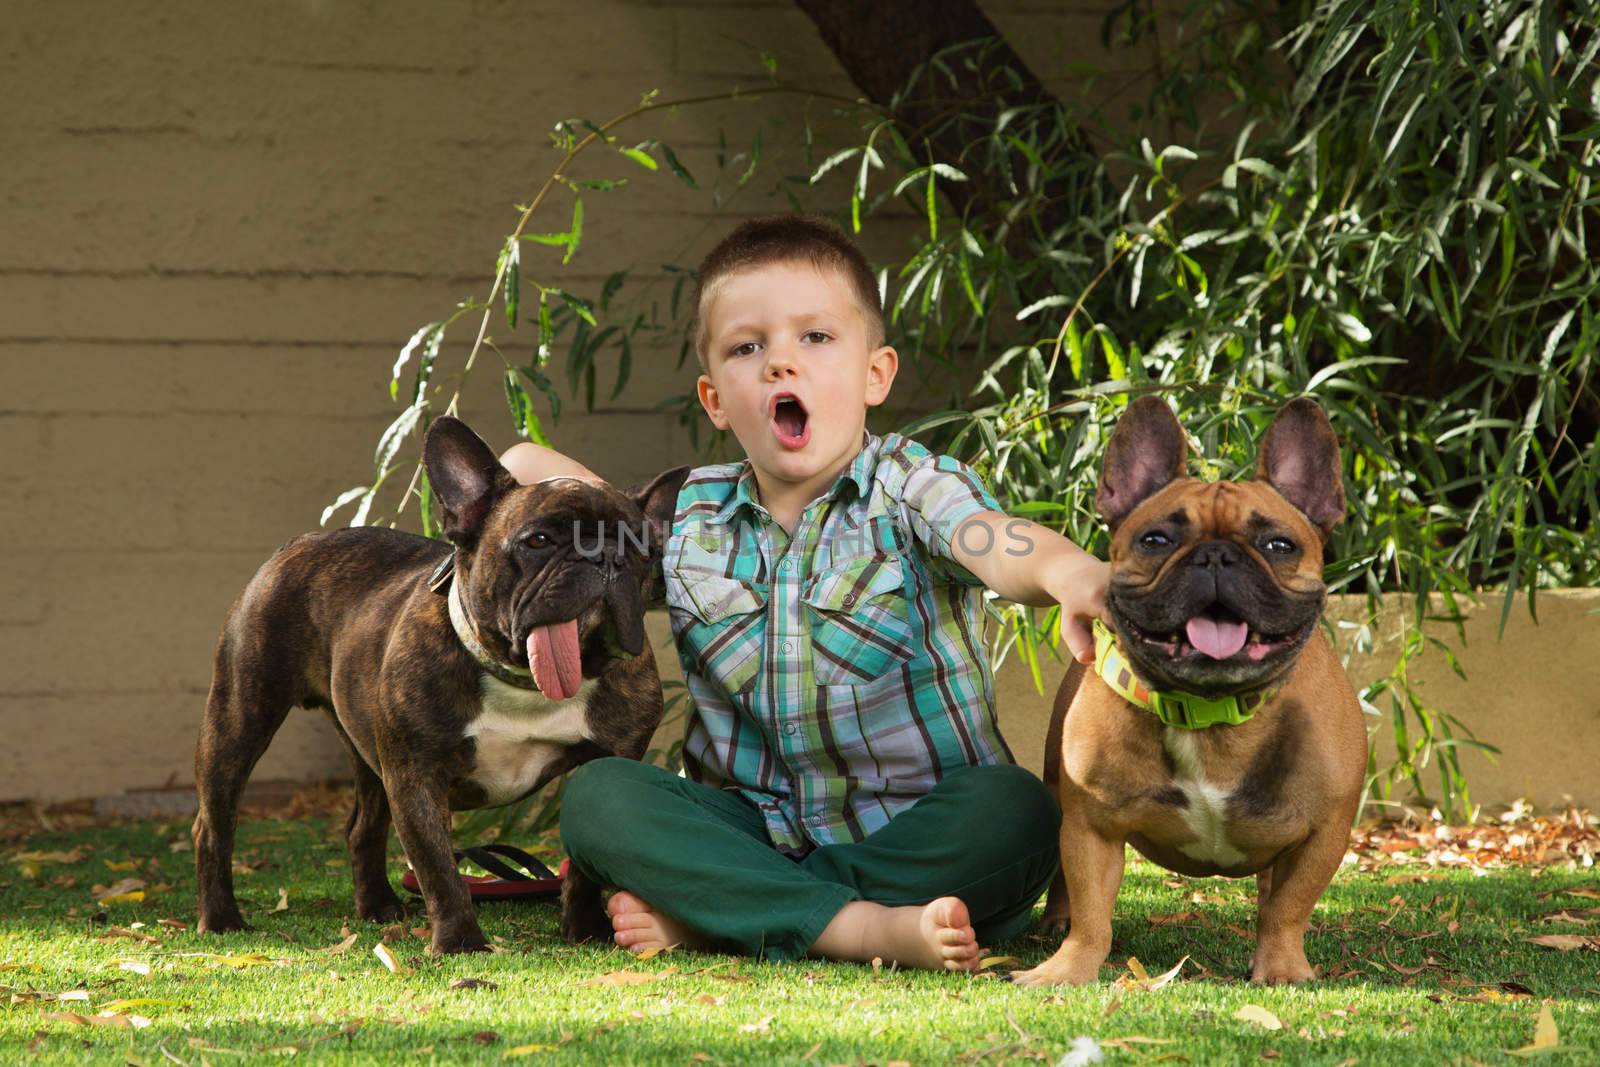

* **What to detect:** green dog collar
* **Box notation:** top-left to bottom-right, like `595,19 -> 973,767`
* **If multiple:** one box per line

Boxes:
1093,619 -> 1272,729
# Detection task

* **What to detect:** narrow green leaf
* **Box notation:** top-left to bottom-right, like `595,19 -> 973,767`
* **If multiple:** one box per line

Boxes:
736,130 -> 762,189
320,485 -> 370,528
537,289 -> 553,367
392,323 -> 441,403
619,144 -> 658,171
558,289 -> 597,326
503,240 -> 520,329
660,143 -> 698,189
563,197 -> 584,265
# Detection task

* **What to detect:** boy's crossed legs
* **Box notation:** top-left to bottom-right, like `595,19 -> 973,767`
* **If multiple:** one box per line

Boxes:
561,758 -> 1061,971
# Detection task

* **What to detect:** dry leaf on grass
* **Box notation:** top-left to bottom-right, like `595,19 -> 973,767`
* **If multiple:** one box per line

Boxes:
372,942 -> 407,975
93,878 -> 147,904
113,960 -> 151,977
1101,1035 -> 1176,1051
738,1013 -> 775,1033
978,955 -> 1023,971
44,1010 -> 152,1030
1524,934 -> 1600,951
449,977 -> 498,990
1120,956 -> 1188,992
97,926 -> 159,945
581,969 -> 664,987
1506,1004 -> 1560,1057
1235,1004 -> 1284,1030
12,848 -> 87,865
505,1042 -> 565,1057
272,887 -> 289,912
322,933 -> 359,956
1148,911 -> 1203,926
100,998 -> 182,1013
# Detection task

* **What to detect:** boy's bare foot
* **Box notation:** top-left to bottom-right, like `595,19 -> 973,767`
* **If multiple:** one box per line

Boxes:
810,896 -> 981,972
605,891 -> 711,955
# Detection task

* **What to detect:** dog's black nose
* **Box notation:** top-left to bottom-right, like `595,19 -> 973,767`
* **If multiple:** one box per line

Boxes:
1189,540 -> 1242,570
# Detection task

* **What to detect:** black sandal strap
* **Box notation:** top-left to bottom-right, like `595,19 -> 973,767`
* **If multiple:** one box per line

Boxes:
476,843 -> 558,880
457,844 -> 556,882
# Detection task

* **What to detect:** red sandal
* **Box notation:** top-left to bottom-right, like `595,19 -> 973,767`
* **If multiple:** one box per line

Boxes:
401,844 -> 567,900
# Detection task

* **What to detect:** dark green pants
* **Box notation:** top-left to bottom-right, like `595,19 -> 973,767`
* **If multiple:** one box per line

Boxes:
559,758 -> 1061,961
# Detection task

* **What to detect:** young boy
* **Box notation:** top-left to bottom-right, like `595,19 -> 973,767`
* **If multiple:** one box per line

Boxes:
501,215 -> 1108,972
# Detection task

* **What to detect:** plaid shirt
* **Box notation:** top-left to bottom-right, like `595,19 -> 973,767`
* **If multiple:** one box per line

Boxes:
663,430 -> 1015,854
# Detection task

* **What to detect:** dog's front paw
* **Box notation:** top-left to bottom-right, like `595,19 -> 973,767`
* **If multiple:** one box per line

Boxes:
355,890 -> 408,924
196,911 -> 252,935
1009,943 -> 1106,987
429,920 -> 491,955
1249,944 -> 1316,985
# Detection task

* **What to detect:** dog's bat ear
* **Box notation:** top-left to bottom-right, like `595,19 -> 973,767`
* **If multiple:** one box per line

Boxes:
1096,396 -> 1188,529
623,465 -> 692,607
423,416 -> 516,545
1256,397 -> 1346,541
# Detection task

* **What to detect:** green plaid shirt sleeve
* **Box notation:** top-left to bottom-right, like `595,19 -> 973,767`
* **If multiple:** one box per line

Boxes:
663,432 -> 1014,856
897,451 -> 1005,587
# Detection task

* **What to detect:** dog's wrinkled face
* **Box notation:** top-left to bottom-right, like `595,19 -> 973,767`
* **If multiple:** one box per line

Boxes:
1097,397 -> 1346,697
422,417 -> 687,698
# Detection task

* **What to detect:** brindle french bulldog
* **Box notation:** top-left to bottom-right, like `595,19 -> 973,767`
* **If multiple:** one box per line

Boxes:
1014,397 -> 1365,986
193,415 -> 688,952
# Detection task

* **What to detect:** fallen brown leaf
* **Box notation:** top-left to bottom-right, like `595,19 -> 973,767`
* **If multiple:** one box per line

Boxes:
738,1013 -> 774,1033
1506,1004 -> 1560,1057
581,970 -> 661,987
92,878 -> 146,904
1148,911 -> 1203,926
1235,1004 -> 1284,1030
372,942 -> 407,975
1524,934 -> 1600,951
322,933 -> 359,956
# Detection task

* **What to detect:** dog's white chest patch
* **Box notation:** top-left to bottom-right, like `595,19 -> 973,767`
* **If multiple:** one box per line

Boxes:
1162,729 -> 1247,867
465,675 -> 596,806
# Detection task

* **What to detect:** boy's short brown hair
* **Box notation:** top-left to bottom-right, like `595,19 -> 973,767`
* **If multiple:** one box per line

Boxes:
693,214 -> 884,368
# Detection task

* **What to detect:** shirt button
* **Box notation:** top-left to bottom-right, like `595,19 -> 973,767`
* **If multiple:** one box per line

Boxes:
780,559 -> 794,571
783,723 -> 797,736
842,593 -> 856,605
782,641 -> 794,653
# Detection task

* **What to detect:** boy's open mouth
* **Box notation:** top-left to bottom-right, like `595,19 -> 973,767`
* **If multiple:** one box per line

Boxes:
770,392 -> 811,449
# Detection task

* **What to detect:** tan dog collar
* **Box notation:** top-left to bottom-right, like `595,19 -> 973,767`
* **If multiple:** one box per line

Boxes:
440,560 -> 542,692
1093,619 -> 1272,729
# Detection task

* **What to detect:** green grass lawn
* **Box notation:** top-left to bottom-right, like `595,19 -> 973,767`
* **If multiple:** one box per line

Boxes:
2,812 -> 1596,1065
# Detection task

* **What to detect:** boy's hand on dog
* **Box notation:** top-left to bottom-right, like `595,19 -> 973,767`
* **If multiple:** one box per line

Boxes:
1048,556 -> 1110,666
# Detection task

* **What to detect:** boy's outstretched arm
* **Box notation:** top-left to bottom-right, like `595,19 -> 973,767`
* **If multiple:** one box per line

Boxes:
499,441 -> 603,487
947,512 -> 1109,666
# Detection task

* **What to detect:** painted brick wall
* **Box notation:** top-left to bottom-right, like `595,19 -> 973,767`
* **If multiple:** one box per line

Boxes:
0,1 -> 1157,802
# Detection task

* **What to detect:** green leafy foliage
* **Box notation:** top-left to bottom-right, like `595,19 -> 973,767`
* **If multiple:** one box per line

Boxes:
329,11 -> 1597,826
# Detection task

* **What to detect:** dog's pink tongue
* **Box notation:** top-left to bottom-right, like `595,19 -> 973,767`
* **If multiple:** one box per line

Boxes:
1185,615 -> 1249,660
527,621 -> 582,700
